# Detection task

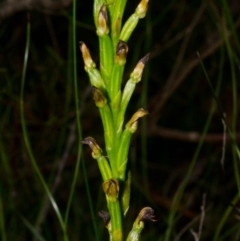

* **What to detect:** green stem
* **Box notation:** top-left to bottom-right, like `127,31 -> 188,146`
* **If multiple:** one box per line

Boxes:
64,0 -> 82,228
213,194 -> 239,241
108,200 -> 122,241
20,13 -> 68,241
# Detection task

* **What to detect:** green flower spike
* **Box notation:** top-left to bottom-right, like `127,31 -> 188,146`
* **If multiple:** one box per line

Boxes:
81,137 -> 112,181
126,207 -> 156,241
83,0 -> 155,240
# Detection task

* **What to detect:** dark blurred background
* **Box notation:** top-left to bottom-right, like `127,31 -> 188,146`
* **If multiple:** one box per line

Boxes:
1,0 -> 240,240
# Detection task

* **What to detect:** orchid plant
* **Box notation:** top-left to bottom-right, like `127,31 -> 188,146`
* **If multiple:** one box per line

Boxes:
80,0 -> 156,240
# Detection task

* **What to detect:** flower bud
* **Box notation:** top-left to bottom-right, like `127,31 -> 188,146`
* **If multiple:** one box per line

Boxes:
102,179 -> 120,201
97,5 -> 109,36
79,42 -> 96,70
81,137 -> 102,159
130,53 -> 150,83
116,40 -> 128,65
136,0 -> 149,18
92,87 -> 107,108
126,108 -> 149,133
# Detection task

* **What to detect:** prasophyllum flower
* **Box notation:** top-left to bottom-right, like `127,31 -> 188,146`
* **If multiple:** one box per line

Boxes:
127,207 -> 157,241
81,137 -> 112,181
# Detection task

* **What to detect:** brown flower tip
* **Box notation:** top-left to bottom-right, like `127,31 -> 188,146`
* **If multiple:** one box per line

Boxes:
116,40 -> 128,55
130,53 -> 150,83
138,207 -> 157,223
81,136 -> 102,159
140,53 -> 150,64
116,40 -> 128,65
98,210 -> 111,226
100,5 -> 108,23
81,136 -> 97,148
